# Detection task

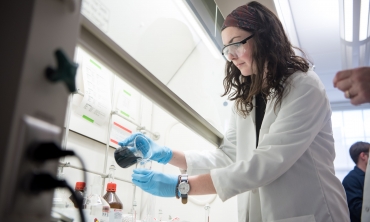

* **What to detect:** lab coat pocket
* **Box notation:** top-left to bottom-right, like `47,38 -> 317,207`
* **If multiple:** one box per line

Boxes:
271,214 -> 316,222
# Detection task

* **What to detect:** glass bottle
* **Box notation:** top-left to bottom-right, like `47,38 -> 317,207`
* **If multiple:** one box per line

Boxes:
85,176 -> 110,222
103,182 -> 123,222
52,167 -> 68,212
108,164 -> 116,183
62,181 -> 86,221
69,181 -> 86,208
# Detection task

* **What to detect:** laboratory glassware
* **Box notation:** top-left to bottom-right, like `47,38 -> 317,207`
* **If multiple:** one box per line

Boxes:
103,182 -> 123,222
69,182 -> 86,208
114,134 -> 152,168
85,176 -> 110,222
139,161 -> 156,222
204,204 -> 210,222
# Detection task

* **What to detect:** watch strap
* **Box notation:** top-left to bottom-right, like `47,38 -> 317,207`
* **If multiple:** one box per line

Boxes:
181,195 -> 188,204
175,175 -> 181,199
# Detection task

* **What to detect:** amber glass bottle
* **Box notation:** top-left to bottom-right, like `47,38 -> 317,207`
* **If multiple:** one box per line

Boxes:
69,181 -> 85,208
103,182 -> 123,222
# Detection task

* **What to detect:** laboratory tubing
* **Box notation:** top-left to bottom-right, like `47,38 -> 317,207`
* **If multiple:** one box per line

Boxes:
103,182 -> 123,222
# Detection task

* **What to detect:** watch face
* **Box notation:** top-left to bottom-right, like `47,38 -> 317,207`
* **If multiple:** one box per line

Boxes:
178,182 -> 190,194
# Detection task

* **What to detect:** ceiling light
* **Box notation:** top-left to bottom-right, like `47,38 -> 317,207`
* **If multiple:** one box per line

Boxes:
273,0 -> 301,54
339,0 -> 370,69
344,0 -> 353,41
360,0 -> 370,41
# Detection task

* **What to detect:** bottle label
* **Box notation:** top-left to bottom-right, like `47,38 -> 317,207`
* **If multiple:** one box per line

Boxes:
102,206 -> 110,218
109,209 -> 123,221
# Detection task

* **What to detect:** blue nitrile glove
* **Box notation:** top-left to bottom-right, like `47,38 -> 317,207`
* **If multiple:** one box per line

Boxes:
118,132 -> 173,164
132,168 -> 178,197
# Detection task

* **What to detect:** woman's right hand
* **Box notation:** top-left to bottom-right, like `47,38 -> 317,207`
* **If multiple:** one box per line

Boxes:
118,132 -> 173,164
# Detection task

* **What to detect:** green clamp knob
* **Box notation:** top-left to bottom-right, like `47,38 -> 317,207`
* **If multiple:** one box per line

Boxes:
46,49 -> 78,93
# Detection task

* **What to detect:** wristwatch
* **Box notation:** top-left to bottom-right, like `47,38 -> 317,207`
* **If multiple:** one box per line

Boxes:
178,174 -> 190,204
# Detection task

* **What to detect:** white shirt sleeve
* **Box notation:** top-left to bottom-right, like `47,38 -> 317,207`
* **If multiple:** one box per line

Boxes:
362,155 -> 370,221
184,108 -> 237,176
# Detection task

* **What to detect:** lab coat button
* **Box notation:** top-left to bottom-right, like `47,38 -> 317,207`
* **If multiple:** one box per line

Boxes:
252,189 -> 257,193
366,207 -> 369,212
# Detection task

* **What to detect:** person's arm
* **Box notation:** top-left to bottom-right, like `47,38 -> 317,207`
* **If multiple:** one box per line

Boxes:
163,108 -> 238,176
129,108 -> 236,197
166,146 -> 227,195
168,150 -> 187,169
188,174 -> 216,195
120,113 -> 236,172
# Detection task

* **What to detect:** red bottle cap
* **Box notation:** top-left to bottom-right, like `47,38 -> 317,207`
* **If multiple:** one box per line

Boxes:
75,182 -> 86,191
106,182 -> 117,192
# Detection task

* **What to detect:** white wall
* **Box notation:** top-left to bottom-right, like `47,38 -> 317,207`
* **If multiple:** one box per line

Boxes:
332,109 -> 370,182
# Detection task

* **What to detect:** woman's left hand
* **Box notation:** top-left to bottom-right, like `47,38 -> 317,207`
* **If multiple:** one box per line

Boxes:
132,168 -> 178,197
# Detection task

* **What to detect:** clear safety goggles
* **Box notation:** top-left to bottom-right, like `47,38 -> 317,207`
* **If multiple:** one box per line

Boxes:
222,34 -> 254,62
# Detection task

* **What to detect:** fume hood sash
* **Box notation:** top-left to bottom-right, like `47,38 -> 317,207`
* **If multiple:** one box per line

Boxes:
78,16 -> 223,147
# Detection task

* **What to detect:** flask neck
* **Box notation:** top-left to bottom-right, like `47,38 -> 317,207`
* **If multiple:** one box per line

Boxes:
91,184 -> 101,195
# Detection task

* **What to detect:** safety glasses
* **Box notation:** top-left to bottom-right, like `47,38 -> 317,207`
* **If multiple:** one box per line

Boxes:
222,34 -> 254,62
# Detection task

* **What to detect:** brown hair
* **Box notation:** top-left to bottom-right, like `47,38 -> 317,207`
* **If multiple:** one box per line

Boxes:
221,1 -> 309,118
350,141 -> 370,164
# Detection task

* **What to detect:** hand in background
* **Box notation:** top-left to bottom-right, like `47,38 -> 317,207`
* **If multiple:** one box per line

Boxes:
132,168 -> 178,197
118,132 -> 173,164
333,67 -> 370,105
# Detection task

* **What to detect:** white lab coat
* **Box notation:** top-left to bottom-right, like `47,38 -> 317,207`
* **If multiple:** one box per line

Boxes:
361,157 -> 370,221
184,70 -> 350,222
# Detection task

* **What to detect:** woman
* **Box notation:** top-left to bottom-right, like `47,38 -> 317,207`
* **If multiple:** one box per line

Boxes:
120,2 -> 350,221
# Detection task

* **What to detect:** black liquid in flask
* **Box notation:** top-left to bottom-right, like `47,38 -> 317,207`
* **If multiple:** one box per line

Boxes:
114,146 -> 142,168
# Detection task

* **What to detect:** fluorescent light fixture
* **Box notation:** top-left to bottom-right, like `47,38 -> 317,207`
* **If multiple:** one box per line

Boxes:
344,0 -> 353,42
174,1 -> 222,59
360,0 -> 370,41
273,0 -> 301,53
273,0 -> 287,30
340,0 -> 370,69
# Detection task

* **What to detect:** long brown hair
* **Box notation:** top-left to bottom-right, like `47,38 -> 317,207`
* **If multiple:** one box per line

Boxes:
221,1 -> 309,118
